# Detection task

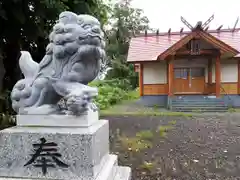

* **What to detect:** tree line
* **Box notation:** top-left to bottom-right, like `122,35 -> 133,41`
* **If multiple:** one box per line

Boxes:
0,0 -> 150,92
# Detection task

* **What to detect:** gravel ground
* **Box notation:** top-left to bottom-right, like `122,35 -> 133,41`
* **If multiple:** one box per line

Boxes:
106,114 -> 240,180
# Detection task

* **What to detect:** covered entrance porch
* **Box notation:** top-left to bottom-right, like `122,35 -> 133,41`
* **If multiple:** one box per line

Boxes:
168,55 -> 221,96
157,23 -> 239,98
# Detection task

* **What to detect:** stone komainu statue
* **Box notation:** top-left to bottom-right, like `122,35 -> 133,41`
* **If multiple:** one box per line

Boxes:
11,11 -> 106,115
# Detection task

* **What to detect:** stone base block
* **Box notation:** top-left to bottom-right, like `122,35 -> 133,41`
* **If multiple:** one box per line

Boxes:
95,155 -> 131,180
0,120 -> 109,180
114,167 -> 132,180
0,155 -> 131,180
17,109 -> 99,127
96,154 -> 118,180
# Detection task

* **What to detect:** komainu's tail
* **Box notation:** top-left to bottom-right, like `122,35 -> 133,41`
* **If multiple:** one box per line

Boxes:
19,51 -> 39,78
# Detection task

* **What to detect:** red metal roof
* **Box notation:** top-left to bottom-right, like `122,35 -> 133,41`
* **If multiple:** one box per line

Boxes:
127,28 -> 240,62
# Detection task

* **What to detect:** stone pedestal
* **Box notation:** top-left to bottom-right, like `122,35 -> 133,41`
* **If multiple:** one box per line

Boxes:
0,112 -> 131,180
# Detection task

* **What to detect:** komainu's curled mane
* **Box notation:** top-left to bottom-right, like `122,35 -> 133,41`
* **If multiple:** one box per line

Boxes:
11,11 -> 106,115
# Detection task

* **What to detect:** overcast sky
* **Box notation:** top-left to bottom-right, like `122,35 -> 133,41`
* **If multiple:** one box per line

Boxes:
131,0 -> 240,32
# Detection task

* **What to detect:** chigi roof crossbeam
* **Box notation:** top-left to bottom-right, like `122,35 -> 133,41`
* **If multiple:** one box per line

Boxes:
180,14 -> 214,31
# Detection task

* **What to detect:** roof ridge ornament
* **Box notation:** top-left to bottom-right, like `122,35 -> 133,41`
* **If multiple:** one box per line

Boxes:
202,14 -> 214,29
180,16 -> 193,30
217,25 -> 223,32
145,29 -> 148,36
232,17 -> 239,32
194,21 -> 203,30
180,14 -> 214,32
180,28 -> 184,34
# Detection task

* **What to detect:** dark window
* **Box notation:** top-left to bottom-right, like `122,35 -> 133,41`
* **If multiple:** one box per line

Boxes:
174,68 -> 188,79
191,68 -> 205,77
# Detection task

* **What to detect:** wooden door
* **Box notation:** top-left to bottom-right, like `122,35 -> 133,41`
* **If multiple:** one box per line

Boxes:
173,67 -> 205,94
189,68 -> 205,93
173,68 -> 189,93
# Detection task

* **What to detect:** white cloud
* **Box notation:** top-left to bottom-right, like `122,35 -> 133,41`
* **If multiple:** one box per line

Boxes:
131,0 -> 240,32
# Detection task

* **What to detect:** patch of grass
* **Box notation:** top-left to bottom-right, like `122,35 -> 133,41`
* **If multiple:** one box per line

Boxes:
140,161 -> 157,171
153,104 -> 160,110
136,130 -> 154,141
157,125 -> 174,137
125,88 -> 140,100
119,135 -> 152,152
101,109 -> 193,117
169,120 -> 177,125
228,108 -> 236,113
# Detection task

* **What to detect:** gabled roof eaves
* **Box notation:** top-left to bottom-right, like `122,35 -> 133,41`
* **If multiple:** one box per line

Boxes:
127,34 -> 186,62
127,29 -> 240,62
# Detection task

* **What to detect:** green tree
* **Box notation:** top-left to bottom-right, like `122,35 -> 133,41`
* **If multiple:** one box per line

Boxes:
0,0 -> 110,90
105,0 -> 150,88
